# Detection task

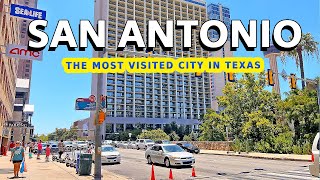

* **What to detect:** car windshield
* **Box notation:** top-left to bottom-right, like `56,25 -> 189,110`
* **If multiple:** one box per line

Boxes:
64,142 -> 72,144
51,144 -> 57,147
102,146 -> 116,152
163,145 -> 185,152
78,142 -> 86,144
183,143 -> 193,147
162,140 -> 170,144
146,140 -> 154,143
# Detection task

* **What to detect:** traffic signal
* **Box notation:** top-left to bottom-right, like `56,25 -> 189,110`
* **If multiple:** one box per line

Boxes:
227,73 -> 235,82
195,72 -> 202,78
98,110 -> 105,125
289,74 -> 297,89
266,69 -> 275,86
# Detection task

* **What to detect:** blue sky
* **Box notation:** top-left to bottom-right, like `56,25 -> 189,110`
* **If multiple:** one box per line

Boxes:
31,0 -> 320,134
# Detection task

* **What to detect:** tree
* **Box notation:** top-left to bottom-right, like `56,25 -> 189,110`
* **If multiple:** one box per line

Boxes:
183,134 -> 192,141
138,129 -> 170,141
169,131 -> 180,141
281,33 -> 319,89
279,89 -> 320,143
38,134 -> 48,142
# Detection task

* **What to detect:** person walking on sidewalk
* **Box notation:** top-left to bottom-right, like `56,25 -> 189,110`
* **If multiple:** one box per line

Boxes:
9,141 -> 15,151
10,141 -> 25,178
37,140 -> 43,160
45,144 -> 51,162
28,142 -> 34,159
58,140 -> 64,160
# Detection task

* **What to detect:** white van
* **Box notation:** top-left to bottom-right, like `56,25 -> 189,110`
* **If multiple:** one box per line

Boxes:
309,133 -> 319,177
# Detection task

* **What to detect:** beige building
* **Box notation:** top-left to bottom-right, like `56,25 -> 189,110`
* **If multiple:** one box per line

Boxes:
10,0 -> 38,144
0,0 -> 22,151
73,118 -> 92,141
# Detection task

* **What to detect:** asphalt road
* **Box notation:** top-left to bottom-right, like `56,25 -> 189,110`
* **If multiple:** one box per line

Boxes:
102,148 -> 317,180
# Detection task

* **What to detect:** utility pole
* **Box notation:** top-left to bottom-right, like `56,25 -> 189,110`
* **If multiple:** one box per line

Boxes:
93,0 -> 104,179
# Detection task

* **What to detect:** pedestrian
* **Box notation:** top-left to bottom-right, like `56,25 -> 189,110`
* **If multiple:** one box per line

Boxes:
10,141 -> 25,178
58,140 -> 64,159
9,141 -> 15,151
45,144 -> 51,162
37,140 -> 43,160
28,142 -> 33,159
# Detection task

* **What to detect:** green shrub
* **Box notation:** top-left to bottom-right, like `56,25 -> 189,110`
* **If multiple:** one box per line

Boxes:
183,135 -> 192,141
302,141 -> 312,155
292,144 -> 303,154
254,140 -> 273,153
273,132 -> 293,154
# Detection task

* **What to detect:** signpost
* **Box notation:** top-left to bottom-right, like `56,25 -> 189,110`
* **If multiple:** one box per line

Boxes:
10,4 -> 46,20
75,95 -> 96,111
4,121 -> 29,128
5,44 -> 43,61
75,95 -> 106,111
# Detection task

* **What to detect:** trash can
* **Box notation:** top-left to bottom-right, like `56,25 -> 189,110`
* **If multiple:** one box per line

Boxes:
78,153 -> 92,176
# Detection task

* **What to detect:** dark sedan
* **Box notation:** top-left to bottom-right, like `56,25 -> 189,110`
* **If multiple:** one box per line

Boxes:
176,143 -> 200,154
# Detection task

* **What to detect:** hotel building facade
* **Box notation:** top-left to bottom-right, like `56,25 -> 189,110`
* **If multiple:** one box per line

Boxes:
90,0 -> 231,138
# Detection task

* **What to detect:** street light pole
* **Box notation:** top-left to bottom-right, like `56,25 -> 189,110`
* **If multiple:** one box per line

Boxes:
93,0 -> 104,179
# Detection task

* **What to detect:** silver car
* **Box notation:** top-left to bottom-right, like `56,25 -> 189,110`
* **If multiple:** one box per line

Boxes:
309,132 -> 319,177
145,144 -> 195,167
136,139 -> 155,150
92,145 -> 121,164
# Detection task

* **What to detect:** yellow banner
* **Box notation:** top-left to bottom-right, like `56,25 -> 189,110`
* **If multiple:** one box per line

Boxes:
61,57 -> 264,74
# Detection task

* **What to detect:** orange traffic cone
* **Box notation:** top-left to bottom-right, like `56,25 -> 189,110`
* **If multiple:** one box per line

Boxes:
191,167 -> 196,177
151,164 -> 156,180
169,169 -> 173,180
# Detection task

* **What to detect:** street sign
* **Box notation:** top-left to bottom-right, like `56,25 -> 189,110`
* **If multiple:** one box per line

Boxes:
128,133 -> 132,138
75,95 -> 96,111
75,95 -> 107,111
10,4 -> 46,20
6,44 -> 43,61
4,121 -> 29,128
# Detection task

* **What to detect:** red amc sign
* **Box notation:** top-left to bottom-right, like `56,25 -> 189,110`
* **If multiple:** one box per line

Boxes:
6,44 -> 43,61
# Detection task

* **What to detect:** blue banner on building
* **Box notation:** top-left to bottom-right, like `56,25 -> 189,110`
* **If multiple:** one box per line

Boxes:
10,4 -> 46,20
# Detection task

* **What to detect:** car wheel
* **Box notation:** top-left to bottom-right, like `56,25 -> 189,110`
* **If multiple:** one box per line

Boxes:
147,156 -> 153,164
164,158 -> 171,168
137,147 -> 140,150
195,151 -> 199,154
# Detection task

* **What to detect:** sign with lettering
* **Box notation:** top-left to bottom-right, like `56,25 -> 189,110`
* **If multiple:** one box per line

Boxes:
4,121 -> 29,128
75,95 -> 107,111
10,4 -> 46,20
6,44 -> 43,61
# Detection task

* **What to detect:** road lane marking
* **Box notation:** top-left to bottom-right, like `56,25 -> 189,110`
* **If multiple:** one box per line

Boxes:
265,172 -> 317,180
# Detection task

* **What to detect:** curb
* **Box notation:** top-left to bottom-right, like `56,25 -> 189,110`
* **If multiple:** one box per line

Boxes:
199,152 -> 311,162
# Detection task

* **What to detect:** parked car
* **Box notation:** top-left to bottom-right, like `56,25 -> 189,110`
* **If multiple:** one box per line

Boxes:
136,139 -> 155,150
145,144 -> 195,167
309,132 -> 320,177
73,141 -> 88,150
92,145 -> 121,164
63,141 -> 73,151
155,140 -> 171,144
128,141 -> 137,149
176,142 -> 200,154
118,141 -> 129,149
103,140 -> 113,145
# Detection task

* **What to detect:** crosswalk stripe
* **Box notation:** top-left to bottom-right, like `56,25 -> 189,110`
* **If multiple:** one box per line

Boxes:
265,172 -> 316,180
287,170 -> 312,175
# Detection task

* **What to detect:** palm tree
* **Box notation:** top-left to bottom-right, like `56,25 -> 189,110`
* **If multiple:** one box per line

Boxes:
281,33 -> 319,89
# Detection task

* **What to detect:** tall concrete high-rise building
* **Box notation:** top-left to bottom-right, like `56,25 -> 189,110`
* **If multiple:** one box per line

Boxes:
91,0 -> 212,138
207,3 -> 233,111
0,0 -> 21,150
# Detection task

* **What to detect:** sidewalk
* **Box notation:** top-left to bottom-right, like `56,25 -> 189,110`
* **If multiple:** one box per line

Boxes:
0,152 -> 128,180
200,150 -> 311,161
